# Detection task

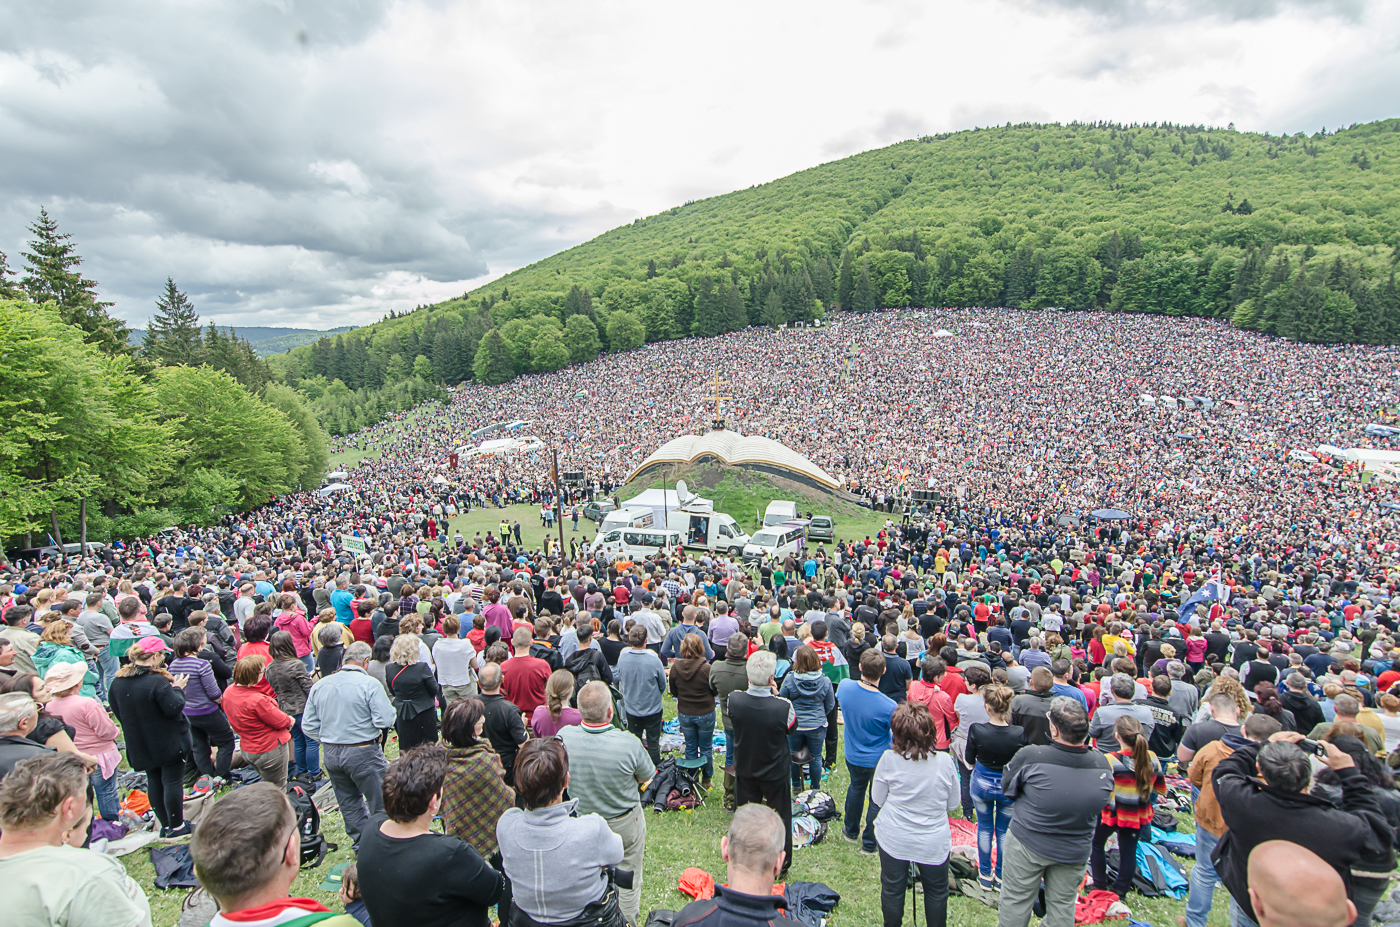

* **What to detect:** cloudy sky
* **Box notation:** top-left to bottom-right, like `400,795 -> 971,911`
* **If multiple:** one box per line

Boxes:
1,0 -> 1395,329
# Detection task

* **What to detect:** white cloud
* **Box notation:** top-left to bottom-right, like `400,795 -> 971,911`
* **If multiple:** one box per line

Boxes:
0,0 -> 1394,328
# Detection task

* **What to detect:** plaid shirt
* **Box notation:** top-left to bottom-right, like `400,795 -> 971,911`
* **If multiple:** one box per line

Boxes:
440,742 -> 515,859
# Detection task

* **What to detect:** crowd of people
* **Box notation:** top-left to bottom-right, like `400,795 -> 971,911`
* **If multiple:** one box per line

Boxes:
4,306 -> 1400,927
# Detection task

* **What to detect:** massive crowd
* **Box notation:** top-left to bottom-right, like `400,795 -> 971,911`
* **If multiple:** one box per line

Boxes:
3,306 -> 1400,927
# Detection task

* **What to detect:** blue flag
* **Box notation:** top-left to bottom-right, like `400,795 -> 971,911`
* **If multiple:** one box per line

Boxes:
1179,578 -> 1228,624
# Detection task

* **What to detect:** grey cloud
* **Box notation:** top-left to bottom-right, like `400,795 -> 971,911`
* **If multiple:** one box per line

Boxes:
0,1 -> 585,326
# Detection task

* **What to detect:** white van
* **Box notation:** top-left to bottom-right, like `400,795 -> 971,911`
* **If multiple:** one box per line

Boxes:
665,510 -> 751,557
763,500 -> 798,527
596,506 -> 656,536
594,527 -> 683,561
742,524 -> 805,563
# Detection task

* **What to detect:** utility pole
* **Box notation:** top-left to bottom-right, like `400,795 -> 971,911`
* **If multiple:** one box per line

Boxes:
552,448 -> 566,561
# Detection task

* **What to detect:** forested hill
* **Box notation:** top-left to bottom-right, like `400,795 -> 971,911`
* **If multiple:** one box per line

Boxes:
276,119 -> 1400,433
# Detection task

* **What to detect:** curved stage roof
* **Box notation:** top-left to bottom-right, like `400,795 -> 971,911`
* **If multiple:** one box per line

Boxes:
626,429 -> 842,492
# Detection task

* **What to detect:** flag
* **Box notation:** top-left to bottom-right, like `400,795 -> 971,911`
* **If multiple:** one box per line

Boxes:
1178,577 -> 1228,624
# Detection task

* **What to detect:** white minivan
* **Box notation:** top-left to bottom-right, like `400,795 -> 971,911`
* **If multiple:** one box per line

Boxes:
594,527 -> 683,561
742,524 -> 805,563
763,500 -> 798,526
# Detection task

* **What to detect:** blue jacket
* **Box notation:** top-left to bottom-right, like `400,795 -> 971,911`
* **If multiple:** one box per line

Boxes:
780,670 -> 836,730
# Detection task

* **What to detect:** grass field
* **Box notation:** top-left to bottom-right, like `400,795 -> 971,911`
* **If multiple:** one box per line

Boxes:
117,684 -> 1240,927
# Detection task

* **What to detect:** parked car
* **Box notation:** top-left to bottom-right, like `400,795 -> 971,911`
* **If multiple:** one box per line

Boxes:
807,515 -> 835,543
582,501 -> 617,524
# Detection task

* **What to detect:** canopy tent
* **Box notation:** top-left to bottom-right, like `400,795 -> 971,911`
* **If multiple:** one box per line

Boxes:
431,475 -> 449,485
1289,450 -> 1320,464
315,482 -> 351,497
1366,423 -> 1400,438
1090,508 -> 1132,521
932,328 -> 956,338
325,471 -> 348,481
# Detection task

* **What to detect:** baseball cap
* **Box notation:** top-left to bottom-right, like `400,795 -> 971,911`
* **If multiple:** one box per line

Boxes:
134,636 -> 172,654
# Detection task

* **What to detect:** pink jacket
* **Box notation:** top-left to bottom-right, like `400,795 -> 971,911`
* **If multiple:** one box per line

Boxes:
275,610 -> 314,657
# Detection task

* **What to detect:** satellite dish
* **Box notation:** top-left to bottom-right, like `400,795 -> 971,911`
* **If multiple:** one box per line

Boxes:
676,480 -> 692,504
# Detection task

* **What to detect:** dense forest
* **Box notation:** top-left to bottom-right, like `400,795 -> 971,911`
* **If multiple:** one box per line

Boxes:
0,215 -> 328,545
273,119 -> 1400,431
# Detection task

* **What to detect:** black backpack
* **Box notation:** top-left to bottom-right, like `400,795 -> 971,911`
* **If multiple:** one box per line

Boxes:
565,649 -> 605,698
287,777 -> 337,868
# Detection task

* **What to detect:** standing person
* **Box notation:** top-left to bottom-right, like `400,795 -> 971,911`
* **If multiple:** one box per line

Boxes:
108,637 -> 193,838
779,644 -> 835,793
996,698 -> 1114,927
264,631 -> 319,782
671,805 -> 804,926
168,627 -> 234,787
710,632 -> 751,811
615,625 -> 667,767
1088,674 -> 1156,753
728,650 -> 798,877
1211,732 -> 1393,927
872,701 -> 960,927
531,669 -> 582,738
967,684 -> 1026,890
434,615 -> 479,702
838,649 -> 898,854
501,627 -> 552,717
1180,713 -> 1282,927
387,633 -> 442,752
440,697 -> 515,868
225,655 -> 294,790
1009,667 -> 1057,746
558,681 -> 656,926
42,662 -> 123,822
496,739 -> 627,925
670,633 -> 717,786
190,783 -> 361,927
273,594 -> 315,671
301,641 -> 395,850
355,744 -> 507,927
951,664 -> 993,821
477,662 -> 528,785
0,753 -> 154,927
1088,716 -> 1166,898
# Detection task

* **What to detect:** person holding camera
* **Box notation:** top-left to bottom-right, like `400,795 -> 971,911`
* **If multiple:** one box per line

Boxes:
1211,730 -> 1394,927
496,738 -> 627,926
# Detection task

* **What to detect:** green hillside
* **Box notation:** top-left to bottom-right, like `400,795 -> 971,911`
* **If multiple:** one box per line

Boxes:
275,119 -> 1400,432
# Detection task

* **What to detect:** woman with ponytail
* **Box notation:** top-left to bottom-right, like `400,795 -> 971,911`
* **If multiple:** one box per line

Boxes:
1088,715 -> 1165,898
531,668 -> 581,737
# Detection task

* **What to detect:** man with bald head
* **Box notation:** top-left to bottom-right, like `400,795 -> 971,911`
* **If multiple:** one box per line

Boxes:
1248,841 -> 1356,927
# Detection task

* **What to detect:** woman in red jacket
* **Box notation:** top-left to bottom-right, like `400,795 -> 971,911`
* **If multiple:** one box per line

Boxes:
224,654 -> 294,788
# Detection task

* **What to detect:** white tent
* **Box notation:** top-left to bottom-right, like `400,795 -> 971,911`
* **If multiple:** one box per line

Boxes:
932,328 -> 956,338
325,471 -> 348,481
431,475 -> 449,485
315,482 -> 351,497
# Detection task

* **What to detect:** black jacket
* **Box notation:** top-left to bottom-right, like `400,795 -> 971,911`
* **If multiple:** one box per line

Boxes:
1280,689 -> 1326,734
1137,694 -> 1186,758
674,885 -> 805,927
479,691 -> 527,780
109,667 -> 191,770
1211,740 -> 1393,921
1010,689 -> 1056,746
0,734 -> 51,780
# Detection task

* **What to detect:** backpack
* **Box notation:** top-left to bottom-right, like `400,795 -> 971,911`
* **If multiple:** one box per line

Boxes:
287,777 -> 338,868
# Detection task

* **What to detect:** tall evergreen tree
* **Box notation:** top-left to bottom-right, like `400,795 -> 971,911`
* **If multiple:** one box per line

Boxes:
722,280 -> 748,331
837,250 -> 854,309
853,257 -> 878,312
472,329 -> 515,384
0,250 -> 22,300
761,290 -> 785,328
694,276 -> 724,337
144,278 -> 203,366
21,209 -> 129,354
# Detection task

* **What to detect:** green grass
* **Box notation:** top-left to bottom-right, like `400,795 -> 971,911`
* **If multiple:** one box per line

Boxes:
118,687 -> 1237,927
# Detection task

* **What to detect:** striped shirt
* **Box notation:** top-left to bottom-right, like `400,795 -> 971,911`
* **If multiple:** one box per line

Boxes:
1101,749 -> 1166,829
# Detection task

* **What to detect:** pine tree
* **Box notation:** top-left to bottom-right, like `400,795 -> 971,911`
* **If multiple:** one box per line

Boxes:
21,209 -> 129,354
761,290 -> 785,328
646,259 -> 658,279
694,276 -> 723,337
472,329 -> 515,384
0,251 -> 22,300
837,250 -> 854,309
144,278 -> 203,366
564,284 -> 586,318
723,280 -> 748,331
853,257 -> 878,312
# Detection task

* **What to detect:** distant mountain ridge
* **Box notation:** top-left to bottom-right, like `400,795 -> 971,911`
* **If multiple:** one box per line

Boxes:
127,325 -> 354,356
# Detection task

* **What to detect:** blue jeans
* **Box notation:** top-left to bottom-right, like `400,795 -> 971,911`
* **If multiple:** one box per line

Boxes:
970,763 -> 1013,878
677,710 -> 715,779
290,714 -> 321,779
1186,826 -> 1221,927
843,761 -> 880,852
723,725 -> 734,771
94,650 -> 119,702
788,727 -> 825,791
91,766 -> 121,821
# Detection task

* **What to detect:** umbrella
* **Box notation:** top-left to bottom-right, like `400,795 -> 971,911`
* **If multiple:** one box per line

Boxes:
1055,514 -> 1080,526
1090,508 -> 1132,521
1381,502 -> 1400,512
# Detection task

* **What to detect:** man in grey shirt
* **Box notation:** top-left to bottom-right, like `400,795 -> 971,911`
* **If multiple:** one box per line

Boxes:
77,592 -> 116,702
1087,674 -> 1157,753
615,625 -> 667,766
999,698 -> 1113,927
1166,660 -> 1200,719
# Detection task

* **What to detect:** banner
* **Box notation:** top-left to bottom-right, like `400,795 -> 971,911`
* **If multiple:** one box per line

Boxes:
340,534 -> 367,555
